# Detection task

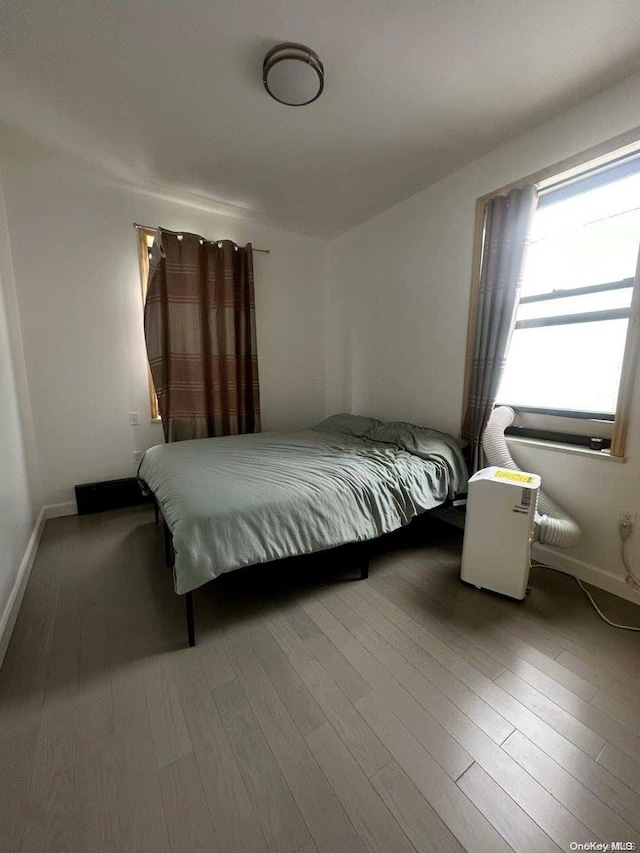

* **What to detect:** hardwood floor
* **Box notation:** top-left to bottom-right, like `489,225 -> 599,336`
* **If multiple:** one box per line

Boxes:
2,506 -> 640,852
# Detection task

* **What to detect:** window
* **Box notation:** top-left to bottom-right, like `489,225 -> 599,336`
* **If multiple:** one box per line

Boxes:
136,225 -> 160,420
490,146 -> 640,455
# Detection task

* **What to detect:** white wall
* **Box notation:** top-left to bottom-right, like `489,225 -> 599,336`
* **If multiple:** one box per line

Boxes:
328,72 -> 640,597
0,169 -> 42,649
2,154 -> 328,508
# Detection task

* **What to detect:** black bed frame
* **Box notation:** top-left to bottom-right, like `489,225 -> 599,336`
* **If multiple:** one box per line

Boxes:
154,500 -> 369,648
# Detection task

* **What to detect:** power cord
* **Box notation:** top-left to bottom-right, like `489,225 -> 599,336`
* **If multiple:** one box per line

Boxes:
530,518 -> 640,633
620,519 -> 640,594
574,575 -> 640,632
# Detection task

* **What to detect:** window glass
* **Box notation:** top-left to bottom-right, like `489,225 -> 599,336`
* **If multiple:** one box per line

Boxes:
497,166 -> 640,419
522,207 -> 640,296
498,319 -> 628,415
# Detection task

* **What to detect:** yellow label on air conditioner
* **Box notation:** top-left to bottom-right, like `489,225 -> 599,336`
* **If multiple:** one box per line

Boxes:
494,470 -> 535,484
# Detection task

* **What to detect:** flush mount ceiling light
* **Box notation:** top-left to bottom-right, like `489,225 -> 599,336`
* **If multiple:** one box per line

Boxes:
263,43 -> 324,106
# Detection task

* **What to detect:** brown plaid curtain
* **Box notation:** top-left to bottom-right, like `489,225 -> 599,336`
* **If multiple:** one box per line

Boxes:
144,229 -> 261,442
462,185 -> 537,471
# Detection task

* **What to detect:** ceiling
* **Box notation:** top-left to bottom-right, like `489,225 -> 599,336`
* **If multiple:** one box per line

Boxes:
2,0 -> 640,237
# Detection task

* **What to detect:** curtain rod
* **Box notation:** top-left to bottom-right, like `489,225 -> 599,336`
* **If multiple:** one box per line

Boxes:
133,223 -> 270,254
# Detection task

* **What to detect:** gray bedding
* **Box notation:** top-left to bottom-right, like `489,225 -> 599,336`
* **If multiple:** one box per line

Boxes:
138,414 -> 468,594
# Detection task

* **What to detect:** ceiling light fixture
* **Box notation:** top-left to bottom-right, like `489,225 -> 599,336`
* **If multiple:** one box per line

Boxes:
263,43 -> 324,106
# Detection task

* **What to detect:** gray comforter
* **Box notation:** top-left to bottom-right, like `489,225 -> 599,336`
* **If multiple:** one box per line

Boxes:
138,414 -> 468,594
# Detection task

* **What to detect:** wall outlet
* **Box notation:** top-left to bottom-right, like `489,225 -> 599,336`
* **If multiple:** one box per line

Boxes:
133,450 -> 144,464
129,411 -> 140,426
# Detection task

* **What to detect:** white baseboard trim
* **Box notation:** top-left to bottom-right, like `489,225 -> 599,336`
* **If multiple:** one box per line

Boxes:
0,507 -> 47,668
532,543 -> 640,607
44,501 -> 77,519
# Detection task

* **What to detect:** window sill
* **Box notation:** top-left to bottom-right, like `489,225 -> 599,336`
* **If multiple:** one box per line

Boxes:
505,435 -> 625,463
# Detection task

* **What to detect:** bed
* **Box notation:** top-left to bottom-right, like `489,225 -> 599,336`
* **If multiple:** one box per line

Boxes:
138,413 -> 468,645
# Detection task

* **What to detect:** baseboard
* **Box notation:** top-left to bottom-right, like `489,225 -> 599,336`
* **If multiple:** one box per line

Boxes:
532,543 -> 640,607
44,501 -> 77,519
0,507 -> 47,668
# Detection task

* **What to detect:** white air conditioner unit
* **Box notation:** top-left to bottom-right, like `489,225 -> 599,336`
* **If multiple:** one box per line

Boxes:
460,466 -> 540,600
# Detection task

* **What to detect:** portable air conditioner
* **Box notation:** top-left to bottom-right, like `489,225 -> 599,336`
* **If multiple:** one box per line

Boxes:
460,466 -> 541,600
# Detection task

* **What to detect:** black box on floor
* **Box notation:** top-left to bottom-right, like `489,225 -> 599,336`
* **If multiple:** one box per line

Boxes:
74,477 -> 152,515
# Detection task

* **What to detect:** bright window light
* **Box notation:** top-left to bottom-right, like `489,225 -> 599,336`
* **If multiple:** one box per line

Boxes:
497,319 -> 628,413
497,164 -> 640,416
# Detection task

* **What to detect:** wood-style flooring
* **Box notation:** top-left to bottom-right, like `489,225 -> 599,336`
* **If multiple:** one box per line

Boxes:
2,506 -> 640,852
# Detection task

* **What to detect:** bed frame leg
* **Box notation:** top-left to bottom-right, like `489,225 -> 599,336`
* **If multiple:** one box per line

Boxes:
164,521 -> 174,569
354,542 -> 369,580
163,521 -> 194,647
185,592 -> 195,647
